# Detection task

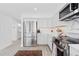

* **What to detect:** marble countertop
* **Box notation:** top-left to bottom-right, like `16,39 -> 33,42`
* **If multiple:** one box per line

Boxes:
66,36 -> 79,44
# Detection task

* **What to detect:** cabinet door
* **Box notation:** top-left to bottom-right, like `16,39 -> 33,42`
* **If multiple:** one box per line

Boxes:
48,35 -> 53,51
70,45 -> 79,56
37,33 -> 48,45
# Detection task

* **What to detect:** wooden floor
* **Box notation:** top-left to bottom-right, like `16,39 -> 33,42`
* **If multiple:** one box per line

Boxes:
0,39 -> 52,56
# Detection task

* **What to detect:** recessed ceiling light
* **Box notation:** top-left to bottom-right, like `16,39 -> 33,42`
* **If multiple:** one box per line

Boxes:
34,8 -> 37,11
18,23 -> 21,27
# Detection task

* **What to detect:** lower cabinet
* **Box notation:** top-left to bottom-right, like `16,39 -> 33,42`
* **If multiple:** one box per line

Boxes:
37,33 -> 48,45
52,43 -> 57,56
69,44 -> 79,56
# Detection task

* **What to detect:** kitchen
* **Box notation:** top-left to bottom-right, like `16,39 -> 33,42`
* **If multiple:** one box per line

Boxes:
20,3 -> 79,56
0,3 -> 79,56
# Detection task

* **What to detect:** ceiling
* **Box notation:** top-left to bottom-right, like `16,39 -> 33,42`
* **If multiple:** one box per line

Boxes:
0,3 -> 65,22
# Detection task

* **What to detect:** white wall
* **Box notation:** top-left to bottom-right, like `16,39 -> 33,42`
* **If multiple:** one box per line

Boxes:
0,15 -> 18,50
37,18 -> 52,33
37,18 -> 52,45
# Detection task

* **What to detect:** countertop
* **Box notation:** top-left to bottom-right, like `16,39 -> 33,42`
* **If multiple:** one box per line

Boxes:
66,36 -> 79,44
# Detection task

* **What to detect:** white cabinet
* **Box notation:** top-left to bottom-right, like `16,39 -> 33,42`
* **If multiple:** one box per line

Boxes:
37,33 -> 48,45
48,34 -> 53,51
48,39 -> 52,51
52,43 -> 57,56
69,44 -> 79,56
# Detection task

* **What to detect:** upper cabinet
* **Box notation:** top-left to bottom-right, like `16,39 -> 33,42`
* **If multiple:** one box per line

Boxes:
59,3 -> 79,21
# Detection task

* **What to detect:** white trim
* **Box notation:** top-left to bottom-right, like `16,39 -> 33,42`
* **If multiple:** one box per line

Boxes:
21,16 -> 23,47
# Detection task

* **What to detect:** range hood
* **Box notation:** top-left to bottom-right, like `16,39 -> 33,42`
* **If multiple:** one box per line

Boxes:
59,3 -> 79,21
